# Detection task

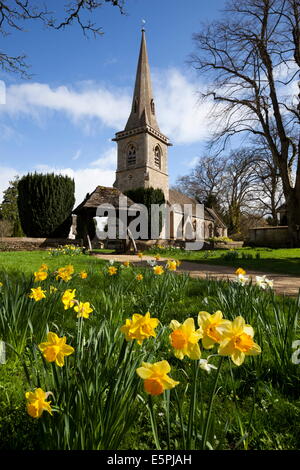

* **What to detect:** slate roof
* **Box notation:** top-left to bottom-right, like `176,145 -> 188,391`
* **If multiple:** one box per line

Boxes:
74,186 -> 227,228
73,186 -> 134,214
168,189 -> 216,222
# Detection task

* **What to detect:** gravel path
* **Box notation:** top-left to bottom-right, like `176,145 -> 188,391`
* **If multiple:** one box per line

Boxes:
93,253 -> 300,297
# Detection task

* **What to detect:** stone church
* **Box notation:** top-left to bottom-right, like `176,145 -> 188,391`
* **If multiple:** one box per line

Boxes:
73,29 -> 227,247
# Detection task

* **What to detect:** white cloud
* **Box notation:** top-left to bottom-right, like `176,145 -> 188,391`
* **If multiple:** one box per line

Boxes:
90,147 -> 117,170
72,149 -> 82,161
186,156 -> 199,168
0,167 -> 21,202
154,68 -> 214,144
2,82 -> 131,130
34,164 -> 115,207
0,147 -> 117,206
0,69 -> 215,144
0,124 -> 15,141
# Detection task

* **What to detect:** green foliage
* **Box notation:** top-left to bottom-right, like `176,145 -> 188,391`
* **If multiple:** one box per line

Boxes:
125,187 -> 165,239
0,176 -> 24,237
17,173 -> 75,237
208,236 -> 234,243
48,245 -> 84,257
125,187 -> 165,207
221,250 -> 240,260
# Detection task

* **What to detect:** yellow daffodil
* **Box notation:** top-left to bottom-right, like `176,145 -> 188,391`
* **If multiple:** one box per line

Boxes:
154,255 -> 161,261
79,271 -> 88,279
218,316 -> 261,366
153,265 -> 164,276
60,272 -> 73,282
62,289 -> 76,310
34,271 -> 48,282
108,266 -> 118,276
64,265 -> 74,274
29,287 -> 46,301
39,264 -> 49,272
136,273 -> 143,281
166,260 -> 177,271
123,261 -> 130,267
138,252 -> 143,259
235,267 -> 246,276
38,332 -> 74,367
25,388 -> 53,418
136,360 -> 179,396
49,286 -> 58,294
198,310 -> 231,349
56,265 -> 74,282
120,312 -> 159,345
169,318 -> 203,360
74,301 -> 93,319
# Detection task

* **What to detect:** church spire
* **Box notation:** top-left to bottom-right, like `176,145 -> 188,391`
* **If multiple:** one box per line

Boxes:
125,28 -> 160,132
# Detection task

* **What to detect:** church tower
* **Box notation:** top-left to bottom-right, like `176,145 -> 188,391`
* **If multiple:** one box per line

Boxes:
113,28 -> 171,201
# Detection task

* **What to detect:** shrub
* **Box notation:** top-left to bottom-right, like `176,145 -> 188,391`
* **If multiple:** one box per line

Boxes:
221,250 -> 240,260
125,187 -> 165,239
208,236 -> 234,243
17,173 -> 75,238
0,220 -> 13,237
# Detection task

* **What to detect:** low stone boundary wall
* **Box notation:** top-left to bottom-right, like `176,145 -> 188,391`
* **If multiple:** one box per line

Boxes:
210,241 -> 244,250
0,238 -> 82,252
248,226 -> 289,247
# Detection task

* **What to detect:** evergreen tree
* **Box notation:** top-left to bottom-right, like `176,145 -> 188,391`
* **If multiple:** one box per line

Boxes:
17,173 -> 75,237
0,176 -> 24,236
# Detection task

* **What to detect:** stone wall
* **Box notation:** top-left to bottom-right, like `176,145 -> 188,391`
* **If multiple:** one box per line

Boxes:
0,238 -> 82,252
248,226 -> 289,247
114,131 -> 169,201
210,241 -> 244,250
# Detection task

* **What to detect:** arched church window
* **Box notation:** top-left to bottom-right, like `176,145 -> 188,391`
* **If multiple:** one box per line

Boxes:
154,145 -> 161,169
150,99 -> 155,115
127,145 -> 136,167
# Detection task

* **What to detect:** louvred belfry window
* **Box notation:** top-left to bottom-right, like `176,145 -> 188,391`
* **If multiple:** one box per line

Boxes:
154,146 -> 161,169
128,145 -> 136,166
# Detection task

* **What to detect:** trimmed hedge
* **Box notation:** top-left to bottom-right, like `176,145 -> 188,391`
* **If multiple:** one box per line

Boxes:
17,173 -> 75,238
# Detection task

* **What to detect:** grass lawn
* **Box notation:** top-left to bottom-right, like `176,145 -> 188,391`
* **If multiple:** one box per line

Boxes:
0,250 -> 105,274
147,247 -> 300,276
0,249 -> 299,450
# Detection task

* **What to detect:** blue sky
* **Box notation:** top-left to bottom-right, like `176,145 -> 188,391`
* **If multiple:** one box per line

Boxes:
0,0 -> 228,205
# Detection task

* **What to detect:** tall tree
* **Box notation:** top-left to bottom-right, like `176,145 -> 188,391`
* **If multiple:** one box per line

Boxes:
0,176 -> 23,236
250,140 -> 284,224
17,173 -> 75,237
223,149 -> 259,233
175,149 -> 264,234
174,155 -> 226,210
191,0 -> 300,245
0,0 -> 125,77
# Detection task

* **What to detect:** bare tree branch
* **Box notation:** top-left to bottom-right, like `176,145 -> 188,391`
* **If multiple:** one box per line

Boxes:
0,0 -> 125,76
191,0 -> 300,244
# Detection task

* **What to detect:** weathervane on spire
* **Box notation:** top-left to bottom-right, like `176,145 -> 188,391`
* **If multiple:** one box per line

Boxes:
141,19 -> 146,31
